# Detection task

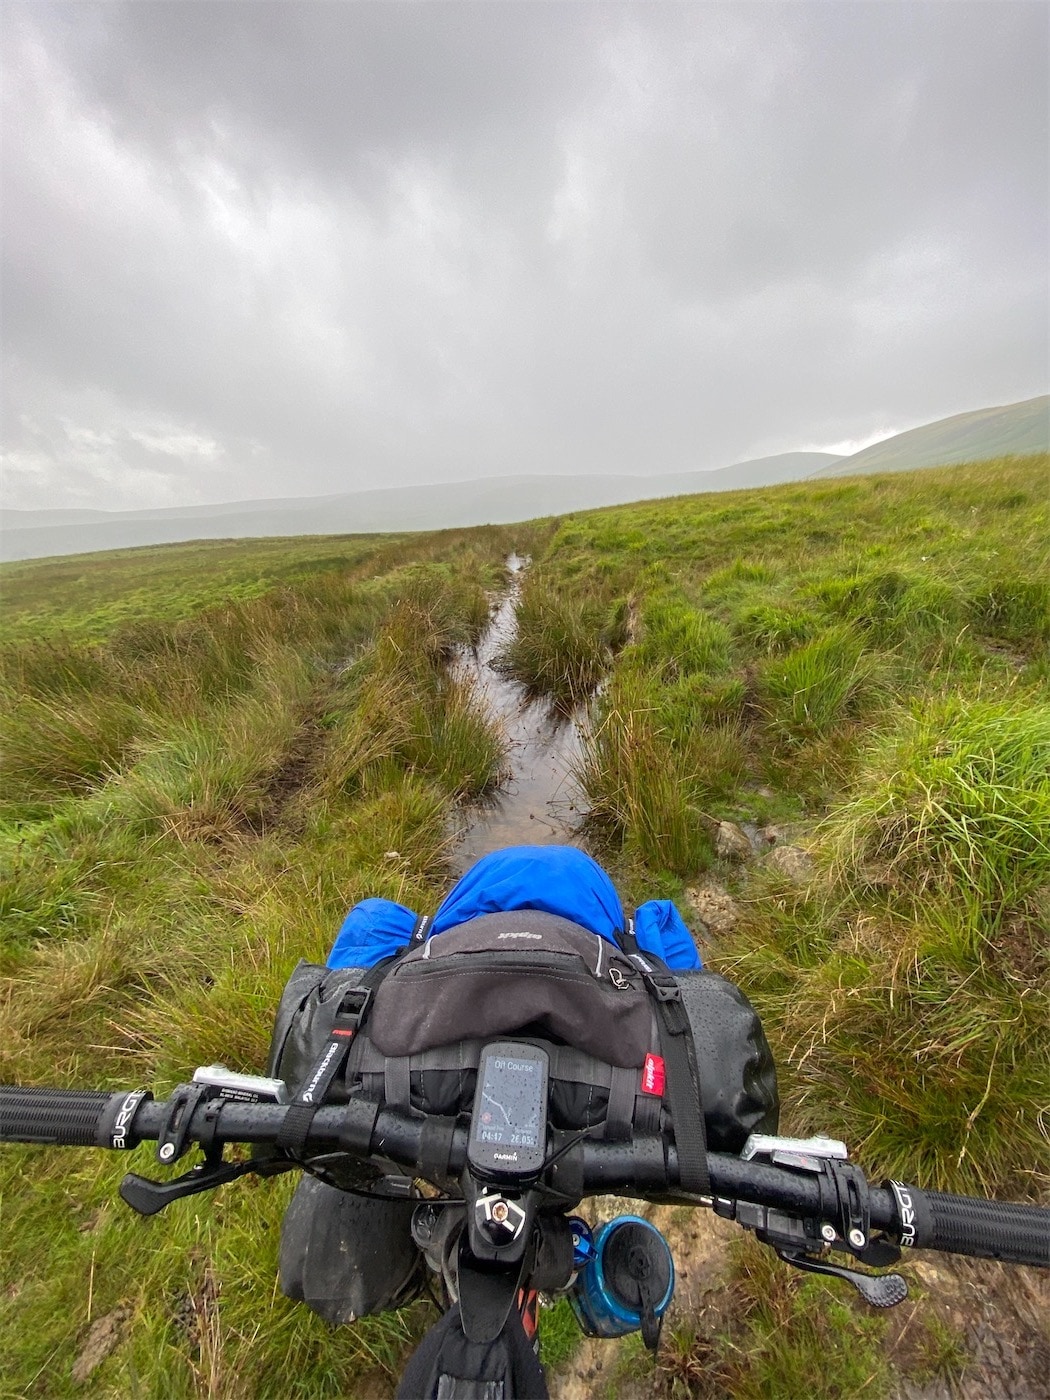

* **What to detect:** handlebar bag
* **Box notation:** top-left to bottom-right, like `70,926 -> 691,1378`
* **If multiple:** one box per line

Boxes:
264,915 -> 778,1156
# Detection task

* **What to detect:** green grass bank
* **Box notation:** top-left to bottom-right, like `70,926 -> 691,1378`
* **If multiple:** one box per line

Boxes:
1,454 -> 1047,1398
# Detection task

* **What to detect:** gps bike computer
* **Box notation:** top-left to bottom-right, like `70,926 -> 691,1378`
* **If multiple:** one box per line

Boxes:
467,1042 -> 550,1181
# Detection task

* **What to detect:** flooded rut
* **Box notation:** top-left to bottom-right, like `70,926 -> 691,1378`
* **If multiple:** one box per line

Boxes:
449,556 -> 588,874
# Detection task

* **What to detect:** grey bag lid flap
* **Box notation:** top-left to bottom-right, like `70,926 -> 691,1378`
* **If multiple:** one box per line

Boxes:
368,911 -> 653,1068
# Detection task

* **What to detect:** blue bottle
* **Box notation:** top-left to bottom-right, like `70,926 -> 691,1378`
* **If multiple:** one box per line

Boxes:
567,1216 -> 675,1344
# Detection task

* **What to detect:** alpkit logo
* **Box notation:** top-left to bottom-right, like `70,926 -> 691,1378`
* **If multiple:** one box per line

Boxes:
497,931 -> 542,940
641,1053 -> 666,1096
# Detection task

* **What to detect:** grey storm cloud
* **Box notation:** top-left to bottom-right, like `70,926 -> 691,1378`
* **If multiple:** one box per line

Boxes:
2,1 -> 1047,510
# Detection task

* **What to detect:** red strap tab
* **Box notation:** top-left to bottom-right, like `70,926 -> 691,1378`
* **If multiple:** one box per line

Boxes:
641,1053 -> 666,1096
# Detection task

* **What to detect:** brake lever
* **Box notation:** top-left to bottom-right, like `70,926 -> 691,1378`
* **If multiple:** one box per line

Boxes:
120,1156 -> 260,1216
776,1248 -> 908,1308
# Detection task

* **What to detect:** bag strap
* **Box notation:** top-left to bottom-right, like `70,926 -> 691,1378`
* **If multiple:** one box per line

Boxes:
276,957 -> 394,1157
406,912 -> 431,951
616,921 -> 710,1196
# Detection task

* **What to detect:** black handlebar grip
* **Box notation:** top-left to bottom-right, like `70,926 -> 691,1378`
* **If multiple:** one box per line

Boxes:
887,1181 -> 1050,1268
0,1086 -> 152,1149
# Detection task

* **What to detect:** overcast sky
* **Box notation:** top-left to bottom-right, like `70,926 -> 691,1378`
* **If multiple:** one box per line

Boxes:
2,1 -> 1047,512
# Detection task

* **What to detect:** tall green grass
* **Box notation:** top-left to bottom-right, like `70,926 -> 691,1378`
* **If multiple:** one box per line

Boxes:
759,625 -> 881,739
494,572 -> 626,709
824,694 -> 1050,936
0,527 -> 524,1397
723,691 -> 1050,1195
578,666 -> 748,875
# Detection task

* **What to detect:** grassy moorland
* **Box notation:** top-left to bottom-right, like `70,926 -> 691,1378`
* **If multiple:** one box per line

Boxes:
0,524 -> 537,1397
0,455 -> 1047,1399
500,454 -> 1049,1396
502,454 -> 1049,1200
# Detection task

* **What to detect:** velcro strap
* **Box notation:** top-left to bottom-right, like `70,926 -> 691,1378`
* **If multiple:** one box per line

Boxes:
419,1115 -> 457,1183
384,1054 -> 412,1112
276,1101 -> 321,1156
605,1065 -> 636,1143
633,1091 -> 662,1136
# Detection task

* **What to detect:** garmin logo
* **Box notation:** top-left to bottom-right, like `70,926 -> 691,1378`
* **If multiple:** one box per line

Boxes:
497,931 -> 542,940
301,1041 -> 340,1103
494,1151 -> 519,1162
111,1091 -> 143,1150
891,1181 -> 917,1247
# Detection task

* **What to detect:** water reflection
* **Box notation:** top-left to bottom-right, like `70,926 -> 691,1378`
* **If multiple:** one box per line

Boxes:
449,555 -> 588,874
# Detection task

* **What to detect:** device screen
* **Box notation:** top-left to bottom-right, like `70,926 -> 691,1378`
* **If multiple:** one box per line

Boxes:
468,1043 -> 549,1177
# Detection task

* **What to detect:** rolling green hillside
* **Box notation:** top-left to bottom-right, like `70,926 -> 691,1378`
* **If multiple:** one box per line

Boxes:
1,455 -> 1047,1398
814,394 -> 1049,477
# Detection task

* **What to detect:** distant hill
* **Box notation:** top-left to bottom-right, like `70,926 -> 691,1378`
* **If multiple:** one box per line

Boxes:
0,452 -> 837,563
811,395 -> 1049,478
6,391 -> 1047,564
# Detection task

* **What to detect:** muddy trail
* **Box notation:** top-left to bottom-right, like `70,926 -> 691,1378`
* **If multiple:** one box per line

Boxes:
449,555 -> 588,873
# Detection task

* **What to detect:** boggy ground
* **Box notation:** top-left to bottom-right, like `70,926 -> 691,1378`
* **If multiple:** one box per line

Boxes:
1,456 -> 1047,1398
0,528 -> 535,1397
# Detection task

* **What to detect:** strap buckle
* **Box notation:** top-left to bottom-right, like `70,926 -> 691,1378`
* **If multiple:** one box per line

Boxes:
331,987 -> 372,1036
644,973 -> 682,1004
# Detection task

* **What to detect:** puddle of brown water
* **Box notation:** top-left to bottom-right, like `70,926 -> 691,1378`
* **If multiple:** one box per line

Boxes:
449,555 -> 588,875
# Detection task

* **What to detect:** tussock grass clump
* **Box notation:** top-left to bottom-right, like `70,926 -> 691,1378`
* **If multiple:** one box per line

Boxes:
726,886 -> 1049,1195
735,601 -> 820,654
579,668 -> 748,874
75,646 -> 315,843
497,575 -> 617,708
969,574 -> 1050,645
380,564 -> 493,665
636,595 -> 733,679
0,691 -> 144,812
320,581 -> 507,802
724,691 -> 1050,1195
759,626 -> 880,738
815,570 -> 967,648
401,677 -> 508,798
824,693 -> 1050,933
0,637 -> 108,696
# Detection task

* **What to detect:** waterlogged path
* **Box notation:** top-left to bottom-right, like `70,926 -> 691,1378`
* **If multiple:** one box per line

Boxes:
450,555 -> 587,874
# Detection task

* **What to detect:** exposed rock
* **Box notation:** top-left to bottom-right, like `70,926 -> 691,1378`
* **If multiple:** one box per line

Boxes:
740,821 -> 774,854
763,844 -> 815,883
684,883 -> 741,938
761,821 -> 811,846
715,820 -> 753,862
72,1306 -> 130,1384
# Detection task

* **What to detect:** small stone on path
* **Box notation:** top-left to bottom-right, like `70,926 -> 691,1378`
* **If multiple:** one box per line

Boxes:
762,844 -> 815,883
715,821 -> 753,862
684,883 -> 741,938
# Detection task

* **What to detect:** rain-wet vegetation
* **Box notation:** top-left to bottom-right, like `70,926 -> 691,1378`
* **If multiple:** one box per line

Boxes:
1,453 -> 1048,1397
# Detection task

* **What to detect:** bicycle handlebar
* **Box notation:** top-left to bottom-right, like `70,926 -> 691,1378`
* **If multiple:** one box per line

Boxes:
2,1084 -> 1047,1268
